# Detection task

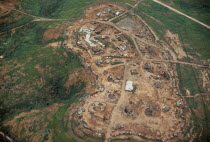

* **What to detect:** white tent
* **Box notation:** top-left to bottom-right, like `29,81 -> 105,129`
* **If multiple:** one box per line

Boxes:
125,81 -> 133,92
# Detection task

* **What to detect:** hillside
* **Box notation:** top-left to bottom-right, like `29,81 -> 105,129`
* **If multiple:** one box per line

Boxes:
0,0 -> 209,142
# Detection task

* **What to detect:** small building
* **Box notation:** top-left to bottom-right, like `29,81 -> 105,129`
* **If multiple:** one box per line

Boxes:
143,64 -> 153,72
119,45 -> 126,51
105,60 -> 111,64
100,86 -> 105,92
96,13 -> 101,17
77,107 -> 84,115
162,71 -> 170,80
116,35 -> 122,41
114,124 -> 124,130
125,81 -> 134,92
103,10 -> 108,14
95,59 -> 103,66
115,11 -> 120,16
176,99 -> 183,107
154,82 -> 161,88
107,76 -> 113,82
89,28 -> 95,31
85,39 -> 96,47
104,17 -> 109,21
130,70 -> 138,75
77,41 -> 82,45
162,106 -> 170,112
92,47 -> 102,55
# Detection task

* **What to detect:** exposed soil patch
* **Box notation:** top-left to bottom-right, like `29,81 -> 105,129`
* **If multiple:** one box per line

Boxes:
42,29 -> 61,42
165,30 -> 187,59
4,103 -> 63,141
62,3 -> 192,142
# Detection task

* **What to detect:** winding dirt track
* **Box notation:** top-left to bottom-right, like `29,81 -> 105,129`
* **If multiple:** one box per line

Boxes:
1,1 -> 209,142
110,1 -> 139,22
1,3 -> 209,69
141,58 -> 208,68
0,5 -> 73,34
153,0 -> 210,29
93,20 -> 208,69
0,5 -> 72,21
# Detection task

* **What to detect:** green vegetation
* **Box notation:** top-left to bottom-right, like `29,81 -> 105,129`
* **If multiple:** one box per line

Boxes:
108,0 -> 136,5
135,0 -> 210,60
111,61 -> 124,65
49,95 -> 83,142
0,0 -> 209,141
134,1 -> 209,141
112,16 -> 125,23
71,119 -> 105,142
126,12 -> 133,18
176,64 -> 204,96
159,0 -> 210,25
0,0 -> 121,124
18,0 -> 97,19
0,3 -> 88,141
123,3 -> 133,10
0,135 -> 7,142
185,96 -> 209,142
123,34 -> 136,48
0,13 -> 33,33
111,14 -> 126,23
111,137 -> 136,142
176,64 -> 209,141
50,104 -> 71,142
0,21 -> 86,123
18,0 -> 136,19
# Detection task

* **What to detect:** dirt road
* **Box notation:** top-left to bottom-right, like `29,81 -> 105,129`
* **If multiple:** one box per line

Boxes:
110,1 -> 139,22
93,20 -> 208,69
153,0 -> 210,29
129,57 -> 208,68
1,3 -> 208,69
133,37 -> 143,57
1,1 -> 209,142
0,5 -> 72,21
142,58 -> 208,68
105,62 -> 129,142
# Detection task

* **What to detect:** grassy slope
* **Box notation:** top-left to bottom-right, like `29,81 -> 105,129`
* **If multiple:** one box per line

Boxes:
18,0 -> 96,19
0,13 -> 33,33
135,1 -> 209,141
1,0 -> 136,141
0,0 -> 90,141
159,0 -> 210,25
176,65 -> 209,141
135,0 -> 210,60
0,20 -> 86,122
18,0 -> 135,19
48,95 -> 83,142
176,64 -> 204,96
109,0 -> 136,5
0,0 -> 208,138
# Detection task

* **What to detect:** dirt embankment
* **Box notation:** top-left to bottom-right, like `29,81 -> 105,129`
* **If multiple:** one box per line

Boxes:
165,30 -> 187,59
